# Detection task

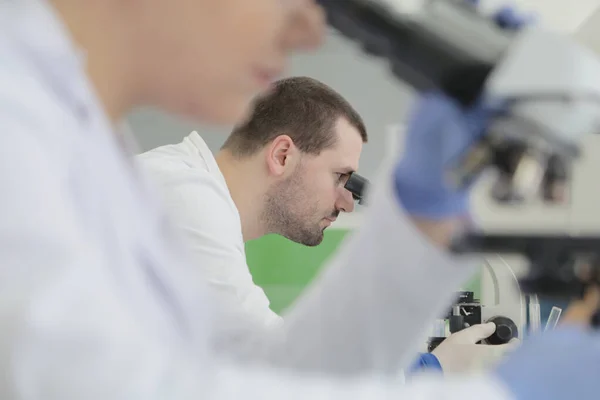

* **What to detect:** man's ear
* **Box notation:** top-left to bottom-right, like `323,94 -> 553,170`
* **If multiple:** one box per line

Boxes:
265,135 -> 298,176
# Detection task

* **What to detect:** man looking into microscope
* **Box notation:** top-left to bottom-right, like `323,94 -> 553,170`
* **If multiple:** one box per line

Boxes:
138,76 -> 515,375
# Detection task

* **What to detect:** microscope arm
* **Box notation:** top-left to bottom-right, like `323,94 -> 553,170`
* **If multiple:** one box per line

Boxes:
317,0 -> 509,102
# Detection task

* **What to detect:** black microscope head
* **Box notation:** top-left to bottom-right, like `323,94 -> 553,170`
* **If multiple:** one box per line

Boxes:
344,173 -> 369,205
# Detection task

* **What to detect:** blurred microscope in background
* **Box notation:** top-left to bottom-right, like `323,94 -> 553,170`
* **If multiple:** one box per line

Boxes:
327,0 -> 600,329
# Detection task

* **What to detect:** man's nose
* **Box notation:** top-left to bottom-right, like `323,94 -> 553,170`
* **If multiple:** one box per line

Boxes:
337,188 -> 355,213
282,1 -> 326,50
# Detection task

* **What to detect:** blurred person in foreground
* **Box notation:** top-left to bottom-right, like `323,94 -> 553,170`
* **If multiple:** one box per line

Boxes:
0,0 -> 598,399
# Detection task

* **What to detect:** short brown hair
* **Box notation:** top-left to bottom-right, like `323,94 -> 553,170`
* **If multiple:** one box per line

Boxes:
222,76 -> 367,157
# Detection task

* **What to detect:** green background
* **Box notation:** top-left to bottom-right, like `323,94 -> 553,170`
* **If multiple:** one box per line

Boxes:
246,228 -> 481,314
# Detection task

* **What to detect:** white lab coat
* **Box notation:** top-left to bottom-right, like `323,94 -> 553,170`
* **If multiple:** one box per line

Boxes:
137,132 -> 283,333
0,0 -> 513,399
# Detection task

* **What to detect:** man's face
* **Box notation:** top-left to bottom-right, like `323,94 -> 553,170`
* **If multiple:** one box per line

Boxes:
263,118 -> 363,246
137,0 -> 324,124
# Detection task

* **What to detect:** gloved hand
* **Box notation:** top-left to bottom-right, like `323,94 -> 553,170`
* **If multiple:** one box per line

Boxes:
393,92 -> 492,219
495,327 -> 600,400
393,2 -> 529,220
432,322 -> 519,374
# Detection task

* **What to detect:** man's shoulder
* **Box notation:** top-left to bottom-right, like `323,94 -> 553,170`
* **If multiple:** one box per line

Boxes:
137,141 -> 233,207
138,141 -> 197,168
137,143 -> 213,185
137,135 -> 215,174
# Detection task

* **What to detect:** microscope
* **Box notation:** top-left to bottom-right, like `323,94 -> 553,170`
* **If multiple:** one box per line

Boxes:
426,290 -> 521,351
426,255 -> 527,351
333,0 -> 600,326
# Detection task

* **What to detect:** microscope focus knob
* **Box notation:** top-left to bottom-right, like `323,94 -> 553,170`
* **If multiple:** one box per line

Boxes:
485,316 -> 518,345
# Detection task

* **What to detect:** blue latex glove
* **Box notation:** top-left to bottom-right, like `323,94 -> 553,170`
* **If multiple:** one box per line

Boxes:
407,353 -> 443,375
394,92 -> 492,219
394,2 -> 529,219
495,327 -> 600,400
466,1 -> 536,29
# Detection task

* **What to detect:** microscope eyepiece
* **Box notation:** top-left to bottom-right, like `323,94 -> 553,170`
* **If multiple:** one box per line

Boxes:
344,173 -> 369,204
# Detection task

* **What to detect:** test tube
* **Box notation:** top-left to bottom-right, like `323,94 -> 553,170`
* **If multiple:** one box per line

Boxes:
544,307 -> 563,331
529,294 -> 541,334
432,319 -> 446,337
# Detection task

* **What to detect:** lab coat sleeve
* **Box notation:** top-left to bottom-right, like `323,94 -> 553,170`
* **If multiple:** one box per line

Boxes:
210,366 -> 513,400
0,121 -> 512,400
248,161 -> 480,375
0,120 -> 176,398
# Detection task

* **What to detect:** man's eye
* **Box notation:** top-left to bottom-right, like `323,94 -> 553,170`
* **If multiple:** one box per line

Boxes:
336,173 -> 348,184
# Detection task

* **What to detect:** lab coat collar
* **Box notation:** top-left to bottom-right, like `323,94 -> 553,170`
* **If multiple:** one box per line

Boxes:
3,0 -> 103,128
185,131 -> 233,200
6,1 -> 139,153
5,1 -> 86,88
187,131 -> 222,175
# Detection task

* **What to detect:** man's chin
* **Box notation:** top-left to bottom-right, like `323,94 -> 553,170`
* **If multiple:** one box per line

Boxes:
309,231 -> 326,246
300,231 -> 325,247
278,229 -> 323,247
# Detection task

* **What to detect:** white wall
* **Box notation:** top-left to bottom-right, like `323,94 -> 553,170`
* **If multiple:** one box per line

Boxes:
512,0 -> 599,32
574,3 -> 600,53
